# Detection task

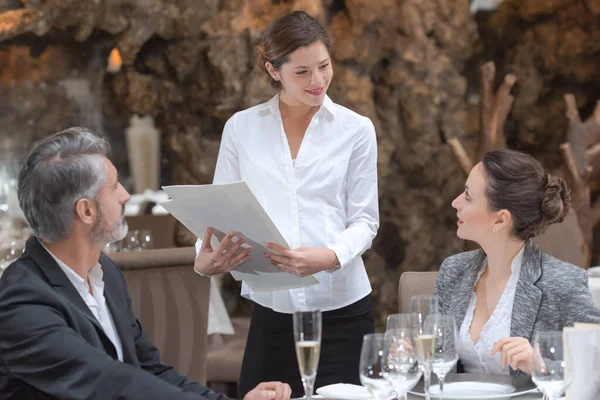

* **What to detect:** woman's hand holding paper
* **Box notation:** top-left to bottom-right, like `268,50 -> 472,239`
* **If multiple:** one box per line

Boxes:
194,228 -> 252,276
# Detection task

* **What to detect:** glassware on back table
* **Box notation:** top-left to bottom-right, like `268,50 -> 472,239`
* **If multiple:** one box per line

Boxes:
293,310 -> 322,400
359,333 -> 394,400
138,230 -> 154,250
123,230 -> 142,252
411,295 -> 439,400
383,328 -> 422,400
531,331 -> 566,400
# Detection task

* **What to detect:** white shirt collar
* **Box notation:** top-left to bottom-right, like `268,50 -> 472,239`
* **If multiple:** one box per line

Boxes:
259,93 -> 336,118
38,239 -> 104,295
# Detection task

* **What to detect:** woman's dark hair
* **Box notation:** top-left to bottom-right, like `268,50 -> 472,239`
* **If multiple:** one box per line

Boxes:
481,149 -> 571,241
255,11 -> 333,89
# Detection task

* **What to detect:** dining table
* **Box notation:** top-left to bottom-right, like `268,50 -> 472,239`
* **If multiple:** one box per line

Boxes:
304,394 -> 544,400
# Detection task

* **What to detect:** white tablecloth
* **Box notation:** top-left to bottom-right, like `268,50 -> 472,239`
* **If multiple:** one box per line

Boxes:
307,395 -> 543,400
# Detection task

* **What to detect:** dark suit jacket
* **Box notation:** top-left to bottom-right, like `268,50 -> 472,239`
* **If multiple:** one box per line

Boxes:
435,239 -> 600,376
0,237 -> 231,400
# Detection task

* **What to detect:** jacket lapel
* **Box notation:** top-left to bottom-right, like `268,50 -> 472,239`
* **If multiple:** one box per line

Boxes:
510,240 -> 543,340
101,255 -> 137,365
448,249 -> 486,328
25,237 -> 105,333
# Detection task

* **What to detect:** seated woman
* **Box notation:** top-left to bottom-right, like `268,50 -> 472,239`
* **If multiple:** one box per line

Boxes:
435,149 -> 600,376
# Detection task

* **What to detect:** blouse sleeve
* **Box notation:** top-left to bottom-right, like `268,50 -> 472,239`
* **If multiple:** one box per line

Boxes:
328,117 -> 379,270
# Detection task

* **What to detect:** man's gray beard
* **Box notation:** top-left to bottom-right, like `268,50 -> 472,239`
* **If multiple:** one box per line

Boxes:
91,209 -> 128,249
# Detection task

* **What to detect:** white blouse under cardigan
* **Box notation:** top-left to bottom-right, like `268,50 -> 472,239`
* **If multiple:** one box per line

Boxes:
458,246 -> 525,374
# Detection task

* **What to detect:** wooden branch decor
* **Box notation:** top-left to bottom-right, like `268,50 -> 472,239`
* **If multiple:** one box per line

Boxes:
559,94 -> 600,268
446,61 -> 517,176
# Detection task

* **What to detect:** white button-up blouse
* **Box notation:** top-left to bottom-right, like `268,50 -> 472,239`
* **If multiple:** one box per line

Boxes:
458,246 -> 525,374
195,94 -> 379,313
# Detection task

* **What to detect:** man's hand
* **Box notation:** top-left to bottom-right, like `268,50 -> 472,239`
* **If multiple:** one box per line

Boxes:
490,337 -> 533,374
244,382 -> 292,400
193,228 -> 252,276
265,243 -> 339,277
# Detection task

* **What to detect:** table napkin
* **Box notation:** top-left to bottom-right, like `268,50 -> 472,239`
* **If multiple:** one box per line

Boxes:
316,383 -> 371,400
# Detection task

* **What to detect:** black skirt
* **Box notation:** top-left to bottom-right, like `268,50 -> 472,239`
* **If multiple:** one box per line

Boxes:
238,295 -> 374,399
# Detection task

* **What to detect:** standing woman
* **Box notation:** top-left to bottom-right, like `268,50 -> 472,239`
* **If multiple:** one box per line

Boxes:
193,11 -> 379,398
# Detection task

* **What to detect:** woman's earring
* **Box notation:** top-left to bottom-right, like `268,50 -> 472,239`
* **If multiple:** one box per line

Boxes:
492,227 -> 497,233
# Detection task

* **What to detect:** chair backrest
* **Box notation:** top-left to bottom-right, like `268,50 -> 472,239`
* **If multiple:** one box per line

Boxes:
534,210 -> 588,269
110,247 -> 210,385
398,271 -> 439,313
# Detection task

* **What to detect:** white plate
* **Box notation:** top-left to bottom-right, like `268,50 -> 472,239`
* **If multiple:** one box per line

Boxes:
429,381 -> 516,399
409,373 -> 539,399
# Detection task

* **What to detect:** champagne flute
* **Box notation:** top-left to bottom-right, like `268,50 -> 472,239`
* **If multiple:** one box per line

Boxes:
383,328 -> 422,400
428,315 -> 458,400
293,310 -> 322,400
531,331 -> 566,400
359,333 -> 394,400
411,295 -> 439,400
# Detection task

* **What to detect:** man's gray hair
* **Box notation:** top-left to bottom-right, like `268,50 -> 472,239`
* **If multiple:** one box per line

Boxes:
17,127 -> 111,242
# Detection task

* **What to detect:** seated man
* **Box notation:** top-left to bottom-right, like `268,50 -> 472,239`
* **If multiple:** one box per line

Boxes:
0,127 -> 291,400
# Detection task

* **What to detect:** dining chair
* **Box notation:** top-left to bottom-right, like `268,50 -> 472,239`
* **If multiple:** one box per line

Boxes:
398,271 -> 439,313
111,247 -> 210,385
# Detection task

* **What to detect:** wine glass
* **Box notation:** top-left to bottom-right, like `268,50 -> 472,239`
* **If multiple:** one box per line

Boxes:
411,295 -> 439,400
293,310 -> 322,400
531,331 -> 566,400
428,315 -> 459,400
386,313 -> 413,331
138,230 -> 154,250
383,328 -> 422,400
359,333 -> 394,400
124,230 -> 142,251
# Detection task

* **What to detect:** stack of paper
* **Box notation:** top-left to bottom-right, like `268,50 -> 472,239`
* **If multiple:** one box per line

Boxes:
161,182 -> 319,292
564,323 -> 600,399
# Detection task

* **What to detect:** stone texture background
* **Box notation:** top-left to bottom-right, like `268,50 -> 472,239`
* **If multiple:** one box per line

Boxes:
1,0 -> 599,327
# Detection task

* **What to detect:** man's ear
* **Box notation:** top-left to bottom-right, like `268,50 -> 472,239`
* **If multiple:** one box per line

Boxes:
74,198 -> 95,226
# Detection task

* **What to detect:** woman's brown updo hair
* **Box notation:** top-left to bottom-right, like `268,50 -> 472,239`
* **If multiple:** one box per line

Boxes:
481,149 -> 571,241
255,11 -> 333,89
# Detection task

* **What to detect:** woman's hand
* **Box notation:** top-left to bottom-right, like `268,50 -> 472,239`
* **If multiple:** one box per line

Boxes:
490,337 -> 533,374
264,243 -> 339,277
193,228 -> 252,276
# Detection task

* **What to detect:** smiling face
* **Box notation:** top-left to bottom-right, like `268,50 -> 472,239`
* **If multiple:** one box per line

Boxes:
451,163 -> 501,243
266,40 -> 333,107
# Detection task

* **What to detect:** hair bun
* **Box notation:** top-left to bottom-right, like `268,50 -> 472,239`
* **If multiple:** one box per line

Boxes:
540,174 -> 571,225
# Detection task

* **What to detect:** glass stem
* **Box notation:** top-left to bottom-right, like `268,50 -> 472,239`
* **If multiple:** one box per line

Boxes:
438,374 -> 445,400
397,391 -> 408,400
303,376 -> 315,400
424,366 -> 431,400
